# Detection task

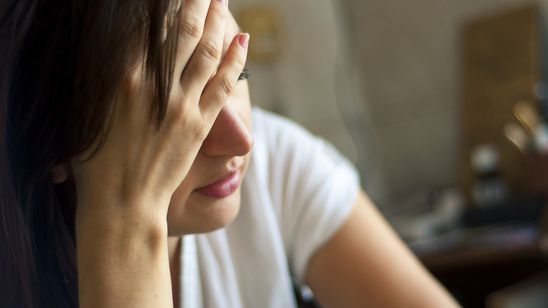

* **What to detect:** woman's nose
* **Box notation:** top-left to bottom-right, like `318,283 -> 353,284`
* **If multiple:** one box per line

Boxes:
200,102 -> 254,157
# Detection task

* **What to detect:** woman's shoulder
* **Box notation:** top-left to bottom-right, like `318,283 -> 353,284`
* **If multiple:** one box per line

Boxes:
248,107 -> 359,206
246,107 -> 360,283
251,107 -> 310,139
251,107 -> 320,158
250,107 -> 357,172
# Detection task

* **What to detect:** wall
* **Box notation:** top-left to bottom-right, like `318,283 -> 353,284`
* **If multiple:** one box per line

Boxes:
231,0 -> 548,210
345,0 -> 546,210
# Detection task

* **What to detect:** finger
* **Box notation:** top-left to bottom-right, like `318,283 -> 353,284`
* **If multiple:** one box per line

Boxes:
180,0 -> 227,97
200,33 -> 249,121
173,0 -> 211,78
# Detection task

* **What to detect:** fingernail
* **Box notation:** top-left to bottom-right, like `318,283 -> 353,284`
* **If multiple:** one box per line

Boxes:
239,33 -> 249,48
217,0 -> 228,6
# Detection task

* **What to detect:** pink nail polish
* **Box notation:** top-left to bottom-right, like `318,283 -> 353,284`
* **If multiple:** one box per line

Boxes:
239,33 -> 249,48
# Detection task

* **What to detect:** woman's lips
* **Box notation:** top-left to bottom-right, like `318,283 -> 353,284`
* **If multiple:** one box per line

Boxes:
195,171 -> 241,199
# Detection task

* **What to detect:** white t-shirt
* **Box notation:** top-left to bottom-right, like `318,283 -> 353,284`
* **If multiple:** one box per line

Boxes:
178,107 -> 360,308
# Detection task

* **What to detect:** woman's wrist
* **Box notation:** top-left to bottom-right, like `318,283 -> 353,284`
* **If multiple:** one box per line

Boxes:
76,180 -> 171,214
75,201 -> 172,308
75,196 -> 169,240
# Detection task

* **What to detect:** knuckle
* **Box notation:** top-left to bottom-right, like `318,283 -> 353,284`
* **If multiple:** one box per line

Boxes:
179,17 -> 202,40
218,75 -> 235,95
232,55 -> 247,68
167,100 -> 186,122
210,5 -> 226,21
197,40 -> 221,63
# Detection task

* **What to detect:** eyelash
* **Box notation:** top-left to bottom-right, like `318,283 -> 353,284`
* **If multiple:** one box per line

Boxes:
238,68 -> 250,81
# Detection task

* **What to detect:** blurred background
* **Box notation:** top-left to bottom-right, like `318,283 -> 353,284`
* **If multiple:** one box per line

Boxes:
230,0 -> 548,307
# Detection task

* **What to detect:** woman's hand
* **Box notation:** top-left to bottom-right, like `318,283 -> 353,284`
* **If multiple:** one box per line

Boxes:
74,1 -> 249,307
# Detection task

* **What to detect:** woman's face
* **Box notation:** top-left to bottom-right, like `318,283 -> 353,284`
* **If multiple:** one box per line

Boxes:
166,13 -> 254,236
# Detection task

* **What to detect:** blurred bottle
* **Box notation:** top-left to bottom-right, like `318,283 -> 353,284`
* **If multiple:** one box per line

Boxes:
470,144 -> 508,207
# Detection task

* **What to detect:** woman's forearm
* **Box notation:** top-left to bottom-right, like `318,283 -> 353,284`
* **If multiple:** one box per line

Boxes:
76,203 -> 172,308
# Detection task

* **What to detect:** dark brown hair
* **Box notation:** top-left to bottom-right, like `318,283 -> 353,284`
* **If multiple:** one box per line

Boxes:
0,0 -> 180,307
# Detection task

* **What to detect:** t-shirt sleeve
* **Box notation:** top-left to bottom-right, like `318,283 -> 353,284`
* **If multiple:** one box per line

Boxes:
254,108 -> 360,284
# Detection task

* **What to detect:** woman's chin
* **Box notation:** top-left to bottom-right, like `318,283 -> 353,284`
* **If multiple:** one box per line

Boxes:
167,188 -> 242,236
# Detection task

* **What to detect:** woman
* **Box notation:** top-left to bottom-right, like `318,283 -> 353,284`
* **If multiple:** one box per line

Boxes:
0,0 -> 459,307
